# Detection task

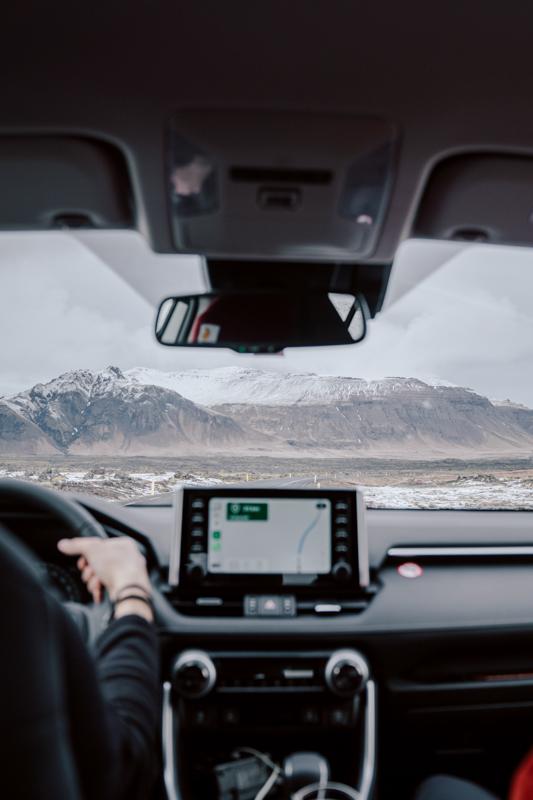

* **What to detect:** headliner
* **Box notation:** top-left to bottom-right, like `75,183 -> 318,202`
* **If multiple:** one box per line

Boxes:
0,1 -> 531,260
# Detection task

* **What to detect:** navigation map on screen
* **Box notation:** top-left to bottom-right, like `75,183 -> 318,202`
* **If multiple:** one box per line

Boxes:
207,497 -> 332,574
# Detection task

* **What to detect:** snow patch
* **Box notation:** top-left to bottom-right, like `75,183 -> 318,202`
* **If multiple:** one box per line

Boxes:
125,366 -> 470,407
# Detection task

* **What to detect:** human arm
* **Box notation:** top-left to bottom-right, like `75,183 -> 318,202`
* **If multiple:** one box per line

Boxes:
56,536 -> 160,800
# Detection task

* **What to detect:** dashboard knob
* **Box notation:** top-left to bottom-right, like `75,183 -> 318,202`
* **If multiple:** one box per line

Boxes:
325,649 -> 369,697
173,650 -> 217,699
332,561 -> 352,581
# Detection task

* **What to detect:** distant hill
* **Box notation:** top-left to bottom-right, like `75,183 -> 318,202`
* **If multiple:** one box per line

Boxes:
1,366 -> 533,458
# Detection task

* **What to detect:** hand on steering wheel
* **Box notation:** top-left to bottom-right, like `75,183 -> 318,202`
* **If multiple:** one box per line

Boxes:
58,537 -> 153,622
0,479 -> 177,641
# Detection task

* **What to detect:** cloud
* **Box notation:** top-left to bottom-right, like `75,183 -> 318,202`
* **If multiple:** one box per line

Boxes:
355,247 -> 533,397
276,244 -> 533,405
0,233 -> 200,394
1,234 -> 533,407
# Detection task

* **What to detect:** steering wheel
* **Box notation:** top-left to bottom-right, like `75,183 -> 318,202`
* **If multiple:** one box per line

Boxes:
0,479 -> 159,643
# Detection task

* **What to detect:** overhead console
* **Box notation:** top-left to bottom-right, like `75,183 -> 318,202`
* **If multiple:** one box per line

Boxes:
167,110 -> 397,260
168,487 -> 375,617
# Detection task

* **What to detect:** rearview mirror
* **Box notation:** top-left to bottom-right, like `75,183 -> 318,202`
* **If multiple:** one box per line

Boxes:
155,290 -> 368,353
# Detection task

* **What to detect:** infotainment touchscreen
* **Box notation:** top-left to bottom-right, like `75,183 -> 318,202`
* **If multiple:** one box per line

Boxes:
207,497 -> 332,575
171,486 -> 370,597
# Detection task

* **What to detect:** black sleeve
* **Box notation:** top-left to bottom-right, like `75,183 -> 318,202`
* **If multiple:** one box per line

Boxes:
59,609 -> 160,800
94,614 -> 161,798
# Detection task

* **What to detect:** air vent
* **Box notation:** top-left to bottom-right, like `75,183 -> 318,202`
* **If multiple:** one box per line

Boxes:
169,597 -> 371,618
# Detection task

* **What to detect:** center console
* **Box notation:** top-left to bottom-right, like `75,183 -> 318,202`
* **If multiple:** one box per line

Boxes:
163,647 -> 376,799
164,487 -> 377,799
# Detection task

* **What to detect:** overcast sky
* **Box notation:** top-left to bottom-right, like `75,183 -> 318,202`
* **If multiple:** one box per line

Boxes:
1,232 -> 533,406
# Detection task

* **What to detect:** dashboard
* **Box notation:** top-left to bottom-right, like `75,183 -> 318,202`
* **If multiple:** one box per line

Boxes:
5,488 -> 533,799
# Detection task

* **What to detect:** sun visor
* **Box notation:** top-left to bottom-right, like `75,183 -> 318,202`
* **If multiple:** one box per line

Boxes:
0,136 -> 134,230
168,111 -> 397,260
413,153 -> 533,246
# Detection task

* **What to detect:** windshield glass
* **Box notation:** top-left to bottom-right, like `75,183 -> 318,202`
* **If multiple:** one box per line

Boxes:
1,232 -> 532,510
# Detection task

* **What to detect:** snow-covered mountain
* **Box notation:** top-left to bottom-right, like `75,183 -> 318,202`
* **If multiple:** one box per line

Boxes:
1,366 -> 533,457
126,366 -> 464,407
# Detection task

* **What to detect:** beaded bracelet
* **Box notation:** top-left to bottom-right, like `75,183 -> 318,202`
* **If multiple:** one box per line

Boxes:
114,582 -> 151,601
111,587 -> 154,619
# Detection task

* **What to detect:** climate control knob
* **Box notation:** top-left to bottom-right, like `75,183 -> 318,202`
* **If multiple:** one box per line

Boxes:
173,650 -> 217,699
325,649 -> 369,697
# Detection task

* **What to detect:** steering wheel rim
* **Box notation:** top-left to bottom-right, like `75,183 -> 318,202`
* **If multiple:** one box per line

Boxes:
0,478 -> 112,641
0,478 -> 108,540
0,478 -> 179,635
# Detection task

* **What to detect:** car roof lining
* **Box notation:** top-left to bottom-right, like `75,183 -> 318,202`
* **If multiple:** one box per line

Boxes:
1,3 -> 533,271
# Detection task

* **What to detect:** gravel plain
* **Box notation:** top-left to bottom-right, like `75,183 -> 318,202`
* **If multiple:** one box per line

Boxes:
1,455 -> 533,509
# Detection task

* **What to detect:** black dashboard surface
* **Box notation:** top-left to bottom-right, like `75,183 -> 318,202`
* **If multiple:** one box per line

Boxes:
9,490 -> 533,780
76,496 -> 533,570
70,496 -> 533,639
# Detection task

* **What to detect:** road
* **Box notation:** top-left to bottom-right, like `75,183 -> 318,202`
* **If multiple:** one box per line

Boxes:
126,475 -> 318,506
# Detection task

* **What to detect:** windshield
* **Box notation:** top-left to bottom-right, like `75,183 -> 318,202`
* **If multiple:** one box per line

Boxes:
1,232 -> 532,510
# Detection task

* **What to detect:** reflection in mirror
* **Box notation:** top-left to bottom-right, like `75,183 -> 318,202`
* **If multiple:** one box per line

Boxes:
155,290 -> 368,353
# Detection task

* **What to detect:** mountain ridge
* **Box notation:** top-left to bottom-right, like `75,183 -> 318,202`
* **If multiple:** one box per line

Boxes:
1,367 -> 260,456
1,366 -> 533,458
126,365 -> 474,407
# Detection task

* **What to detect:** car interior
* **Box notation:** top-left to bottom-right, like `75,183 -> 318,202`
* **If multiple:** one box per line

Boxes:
3,3 -> 533,799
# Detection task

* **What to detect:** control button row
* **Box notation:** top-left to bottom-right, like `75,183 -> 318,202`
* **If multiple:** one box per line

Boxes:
188,704 -> 353,728
218,673 -> 317,689
244,594 -> 296,617
188,707 -> 240,727
301,706 -> 353,726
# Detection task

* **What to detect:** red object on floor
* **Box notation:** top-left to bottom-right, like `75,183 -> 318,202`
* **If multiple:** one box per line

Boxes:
510,749 -> 533,800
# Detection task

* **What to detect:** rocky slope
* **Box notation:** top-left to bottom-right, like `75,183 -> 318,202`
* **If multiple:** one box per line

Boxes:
129,366 -> 533,456
0,402 -> 58,455
2,367 -> 257,456
214,387 -> 533,455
